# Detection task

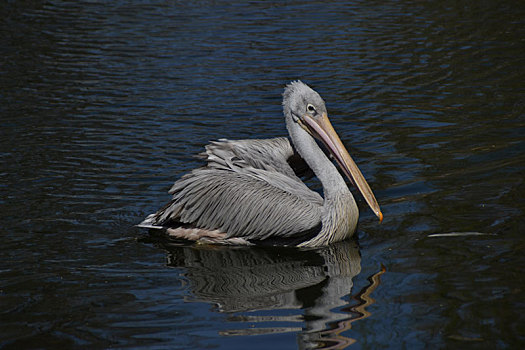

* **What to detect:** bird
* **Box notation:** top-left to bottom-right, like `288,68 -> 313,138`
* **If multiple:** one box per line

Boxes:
138,81 -> 382,247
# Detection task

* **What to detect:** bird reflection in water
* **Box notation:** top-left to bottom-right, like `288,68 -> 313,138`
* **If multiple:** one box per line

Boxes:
315,263 -> 386,349
153,237 -> 385,349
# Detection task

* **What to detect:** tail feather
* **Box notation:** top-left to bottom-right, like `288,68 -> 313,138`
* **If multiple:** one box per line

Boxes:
136,213 -> 164,229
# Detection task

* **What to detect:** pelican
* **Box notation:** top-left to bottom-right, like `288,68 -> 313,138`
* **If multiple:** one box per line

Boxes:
138,81 -> 382,247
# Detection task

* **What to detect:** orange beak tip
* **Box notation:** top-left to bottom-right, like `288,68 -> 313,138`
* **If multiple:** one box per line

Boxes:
378,211 -> 384,223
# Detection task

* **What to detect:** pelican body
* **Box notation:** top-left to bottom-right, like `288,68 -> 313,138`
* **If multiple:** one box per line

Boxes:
139,81 -> 382,247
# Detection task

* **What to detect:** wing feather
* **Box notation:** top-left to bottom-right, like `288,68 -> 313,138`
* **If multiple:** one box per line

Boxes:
141,137 -> 324,242
158,168 -> 322,240
199,137 -> 314,179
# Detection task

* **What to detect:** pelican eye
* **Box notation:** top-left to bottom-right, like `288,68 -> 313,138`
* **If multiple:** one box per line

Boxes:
307,104 -> 316,113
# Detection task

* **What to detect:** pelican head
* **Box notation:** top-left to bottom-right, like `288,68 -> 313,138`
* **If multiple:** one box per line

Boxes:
283,81 -> 383,222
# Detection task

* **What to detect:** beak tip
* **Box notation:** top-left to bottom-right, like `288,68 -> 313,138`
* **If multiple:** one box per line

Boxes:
378,211 -> 383,223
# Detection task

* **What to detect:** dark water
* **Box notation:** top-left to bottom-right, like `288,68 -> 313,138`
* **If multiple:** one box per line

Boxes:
1,1 -> 524,348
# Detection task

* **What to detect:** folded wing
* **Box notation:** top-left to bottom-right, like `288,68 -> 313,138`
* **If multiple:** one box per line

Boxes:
139,138 -> 323,242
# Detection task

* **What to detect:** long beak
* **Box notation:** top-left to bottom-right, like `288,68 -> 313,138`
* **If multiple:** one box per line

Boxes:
303,113 -> 383,222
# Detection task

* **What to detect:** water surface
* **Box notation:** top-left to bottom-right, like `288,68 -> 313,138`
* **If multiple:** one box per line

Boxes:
1,1 -> 524,348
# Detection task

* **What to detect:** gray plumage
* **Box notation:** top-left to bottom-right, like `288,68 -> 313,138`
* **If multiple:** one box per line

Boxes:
139,81 -> 382,247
